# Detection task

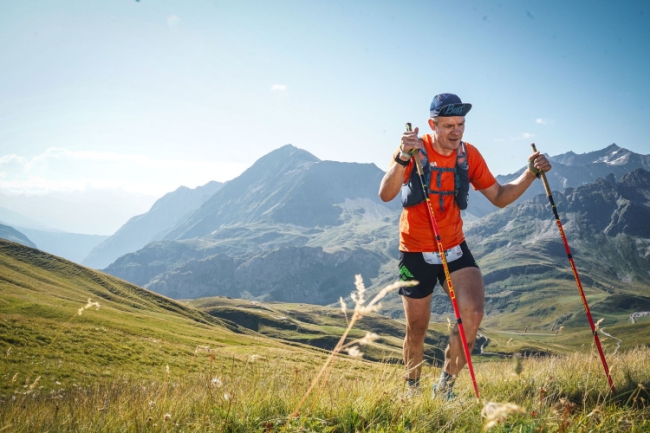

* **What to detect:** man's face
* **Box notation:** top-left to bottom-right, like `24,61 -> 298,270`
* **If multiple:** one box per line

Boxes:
429,116 -> 465,150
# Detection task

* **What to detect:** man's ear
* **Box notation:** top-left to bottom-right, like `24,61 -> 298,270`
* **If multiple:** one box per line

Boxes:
427,118 -> 436,130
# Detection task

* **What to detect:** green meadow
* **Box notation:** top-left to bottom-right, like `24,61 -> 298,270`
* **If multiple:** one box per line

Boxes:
2,239 -> 650,432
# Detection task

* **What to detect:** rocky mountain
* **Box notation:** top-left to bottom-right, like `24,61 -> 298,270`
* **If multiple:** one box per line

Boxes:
104,144 -> 649,331
0,223 -> 36,248
83,181 -> 224,269
145,246 -> 384,304
457,168 -> 650,330
104,145 -> 400,302
465,144 -> 650,218
165,145 -> 396,240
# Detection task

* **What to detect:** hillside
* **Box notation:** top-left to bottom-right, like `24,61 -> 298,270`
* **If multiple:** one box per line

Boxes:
0,223 -> 35,248
0,238 -> 447,393
0,239 -> 299,390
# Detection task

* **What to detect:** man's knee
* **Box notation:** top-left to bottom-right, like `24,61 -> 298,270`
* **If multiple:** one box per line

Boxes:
405,321 -> 429,342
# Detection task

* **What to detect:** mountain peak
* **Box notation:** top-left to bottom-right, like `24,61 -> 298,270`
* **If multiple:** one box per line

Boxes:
259,144 -> 320,165
550,144 -> 628,166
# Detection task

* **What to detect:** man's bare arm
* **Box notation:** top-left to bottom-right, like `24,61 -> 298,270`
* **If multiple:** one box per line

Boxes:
379,126 -> 422,202
479,151 -> 552,208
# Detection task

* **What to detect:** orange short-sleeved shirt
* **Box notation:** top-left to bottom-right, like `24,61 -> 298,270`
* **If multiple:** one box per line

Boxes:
390,134 -> 496,252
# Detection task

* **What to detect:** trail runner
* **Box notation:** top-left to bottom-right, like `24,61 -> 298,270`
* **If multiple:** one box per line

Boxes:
378,93 -> 552,398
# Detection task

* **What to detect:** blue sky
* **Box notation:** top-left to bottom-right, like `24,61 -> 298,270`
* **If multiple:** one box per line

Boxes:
1,0 -> 649,198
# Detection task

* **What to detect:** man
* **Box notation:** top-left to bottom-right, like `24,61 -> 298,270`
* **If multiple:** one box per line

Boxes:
378,93 -> 551,398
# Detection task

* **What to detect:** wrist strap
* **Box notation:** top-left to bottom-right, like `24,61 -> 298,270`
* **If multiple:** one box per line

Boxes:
394,153 -> 410,167
528,158 -> 541,178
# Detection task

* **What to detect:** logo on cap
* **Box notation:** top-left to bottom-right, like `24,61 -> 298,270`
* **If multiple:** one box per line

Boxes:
430,93 -> 472,117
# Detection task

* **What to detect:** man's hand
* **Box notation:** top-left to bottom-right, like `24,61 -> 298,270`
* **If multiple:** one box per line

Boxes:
400,126 -> 423,155
527,150 -> 552,177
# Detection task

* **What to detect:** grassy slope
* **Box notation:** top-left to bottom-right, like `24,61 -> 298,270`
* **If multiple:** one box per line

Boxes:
186,297 -> 446,364
3,241 -> 650,431
0,239 -> 333,393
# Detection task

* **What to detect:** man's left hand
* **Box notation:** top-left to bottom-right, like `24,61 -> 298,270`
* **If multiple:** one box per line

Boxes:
527,151 -> 552,177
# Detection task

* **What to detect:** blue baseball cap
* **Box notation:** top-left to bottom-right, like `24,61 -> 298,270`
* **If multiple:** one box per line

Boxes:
430,93 -> 472,117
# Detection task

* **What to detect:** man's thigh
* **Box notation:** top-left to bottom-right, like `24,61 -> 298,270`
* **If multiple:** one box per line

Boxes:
402,293 -> 433,331
440,266 -> 485,313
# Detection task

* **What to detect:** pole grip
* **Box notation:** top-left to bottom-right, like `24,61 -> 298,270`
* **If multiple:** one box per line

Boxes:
406,123 -> 425,175
530,143 -> 552,197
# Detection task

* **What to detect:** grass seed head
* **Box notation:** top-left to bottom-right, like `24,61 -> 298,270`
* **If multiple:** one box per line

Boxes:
481,401 -> 525,430
78,298 -> 100,316
339,297 -> 347,315
595,318 -> 604,331
358,332 -> 379,345
346,346 -> 363,358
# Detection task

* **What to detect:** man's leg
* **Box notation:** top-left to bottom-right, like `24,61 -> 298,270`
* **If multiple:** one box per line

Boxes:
402,293 -> 432,382
440,266 -> 485,376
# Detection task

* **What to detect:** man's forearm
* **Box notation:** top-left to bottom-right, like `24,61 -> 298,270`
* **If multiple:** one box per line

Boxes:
379,163 -> 407,202
492,169 -> 538,208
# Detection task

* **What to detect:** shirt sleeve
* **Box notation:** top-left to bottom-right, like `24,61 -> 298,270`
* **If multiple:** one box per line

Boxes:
465,143 -> 497,191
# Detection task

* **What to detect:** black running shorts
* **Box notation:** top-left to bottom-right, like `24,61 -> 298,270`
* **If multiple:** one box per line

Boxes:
398,241 -> 478,299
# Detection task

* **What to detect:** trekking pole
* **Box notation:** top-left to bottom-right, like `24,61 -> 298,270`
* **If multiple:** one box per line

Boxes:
531,143 -> 616,394
406,123 -> 480,399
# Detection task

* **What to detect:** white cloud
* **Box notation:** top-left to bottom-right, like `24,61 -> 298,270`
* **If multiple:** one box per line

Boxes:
535,118 -> 548,125
0,148 -> 248,196
270,84 -> 287,92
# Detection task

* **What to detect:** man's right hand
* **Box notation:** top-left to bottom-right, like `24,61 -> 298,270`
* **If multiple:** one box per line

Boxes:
400,126 -> 422,155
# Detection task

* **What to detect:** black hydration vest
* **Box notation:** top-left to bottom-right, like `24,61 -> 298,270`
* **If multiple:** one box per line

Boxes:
400,142 -> 470,212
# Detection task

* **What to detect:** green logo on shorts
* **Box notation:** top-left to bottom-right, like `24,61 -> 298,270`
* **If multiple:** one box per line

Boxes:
399,265 -> 414,281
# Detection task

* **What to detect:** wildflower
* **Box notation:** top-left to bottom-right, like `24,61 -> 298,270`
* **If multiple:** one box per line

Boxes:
223,393 -> 231,401
481,401 -> 525,430
149,400 -> 155,408
211,378 -> 223,388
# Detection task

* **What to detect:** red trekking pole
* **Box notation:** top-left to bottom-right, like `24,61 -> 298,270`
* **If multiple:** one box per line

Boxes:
531,143 -> 616,394
406,123 -> 480,399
